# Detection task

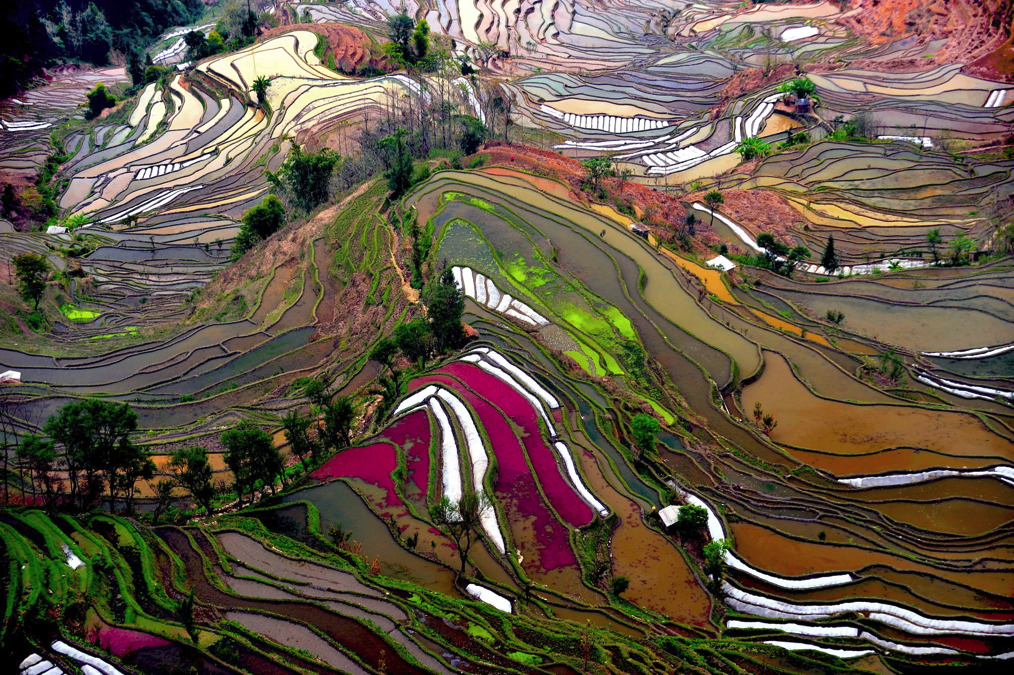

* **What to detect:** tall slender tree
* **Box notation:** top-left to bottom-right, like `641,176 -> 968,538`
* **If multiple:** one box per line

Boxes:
820,234 -> 839,273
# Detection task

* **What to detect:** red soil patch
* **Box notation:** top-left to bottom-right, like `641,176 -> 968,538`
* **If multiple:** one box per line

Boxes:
481,142 -> 690,228
260,23 -> 392,74
840,0 -> 1012,73
716,64 -> 797,116
687,188 -> 807,254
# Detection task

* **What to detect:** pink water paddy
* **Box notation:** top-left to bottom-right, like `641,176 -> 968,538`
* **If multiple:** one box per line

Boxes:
434,362 -> 593,526
380,409 -> 432,505
94,625 -> 171,657
311,442 -> 405,518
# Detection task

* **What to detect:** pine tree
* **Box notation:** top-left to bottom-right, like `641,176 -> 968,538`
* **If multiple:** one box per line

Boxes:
820,234 -> 839,273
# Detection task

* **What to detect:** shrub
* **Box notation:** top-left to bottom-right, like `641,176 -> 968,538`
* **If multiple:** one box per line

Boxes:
85,83 -> 116,120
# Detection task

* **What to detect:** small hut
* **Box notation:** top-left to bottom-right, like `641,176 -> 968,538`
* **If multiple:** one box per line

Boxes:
796,97 -> 811,114
628,222 -> 650,240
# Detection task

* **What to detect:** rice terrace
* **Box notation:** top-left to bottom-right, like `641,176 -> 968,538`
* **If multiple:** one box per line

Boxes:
1,0 -> 1013,672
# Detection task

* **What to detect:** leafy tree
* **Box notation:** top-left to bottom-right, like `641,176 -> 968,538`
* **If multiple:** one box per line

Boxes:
184,30 -> 209,61
169,446 -> 216,515
370,338 -> 399,366
394,318 -> 433,365
820,234 -> 839,273
611,576 -> 630,597
428,490 -> 492,575
13,253 -> 50,310
321,396 -> 356,452
458,115 -> 487,155
735,137 -> 771,161
702,539 -> 731,586
274,145 -> 342,212
18,434 -> 59,509
113,441 -> 155,514
303,377 -> 330,409
85,82 -> 116,119
387,14 -> 415,57
581,157 -> 613,193
427,267 -> 466,354
222,421 -> 278,504
43,399 -> 143,511
242,194 -> 286,240
252,75 -> 271,105
379,129 -> 413,198
630,413 -> 659,459
703,190 -> 723,228
151,479 -> 175,523
230,223 -> 261,260
2,183 -> 17,217
785,245 -> 810,277
178,590 -> 198,643
411,19 -> 430,62
675,504 -> 709,541
779,77 -> 816,99
926,228 -> 942,264
281,410 -> 318,468
947,234 -> 975,265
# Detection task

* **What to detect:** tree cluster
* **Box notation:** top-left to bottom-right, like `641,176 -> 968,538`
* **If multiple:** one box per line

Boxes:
1,0 -> 205,98
371,267 -> 467,372
268,144 -> 343,212
222,421 -> 285,506
20,399 -> 154,512
232,194 -> 286,259
385,14 -> 433,68
755,232 -> 809,277
85,82 -> 116,120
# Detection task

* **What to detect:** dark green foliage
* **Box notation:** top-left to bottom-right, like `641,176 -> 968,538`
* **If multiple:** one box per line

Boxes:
394,318 -> 433,365
222,421 -> 282,504
380,129 -> 413,198
820,234 -> 839,273
229,224 -> 261,260
611,575 -> 630,597
13,253 -> 50,310
302,377 -> 330,408
388,14 -> 414,54
630,413 -> 659,459
274,145 -> 342,212
321,397 -> 356,452
458,115 -> 488,155
778,77 -> 817,99
581,157 -> 613,192
43,399 -> 151,511
252,76 -> 271,105
369,338 -> 399,366
232,195 -> 286,258
411,19 -> 430,62
168,446 -> 216,515
18,435 -> 59,508
177,590 -> 198,643
675,504 -> 708,540
735,137 -> 771,160
2,183 -> 17,217
426,267 -> 466,353
386,14 -> 431,65
703,539 -> 730,586
85,83 -> 116,120
281,410 -> 319,468
825,309 -> 845,324
2,0 -> 206,98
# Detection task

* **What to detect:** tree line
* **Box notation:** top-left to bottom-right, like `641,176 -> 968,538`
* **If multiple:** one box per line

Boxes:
8,375 -> 361,517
